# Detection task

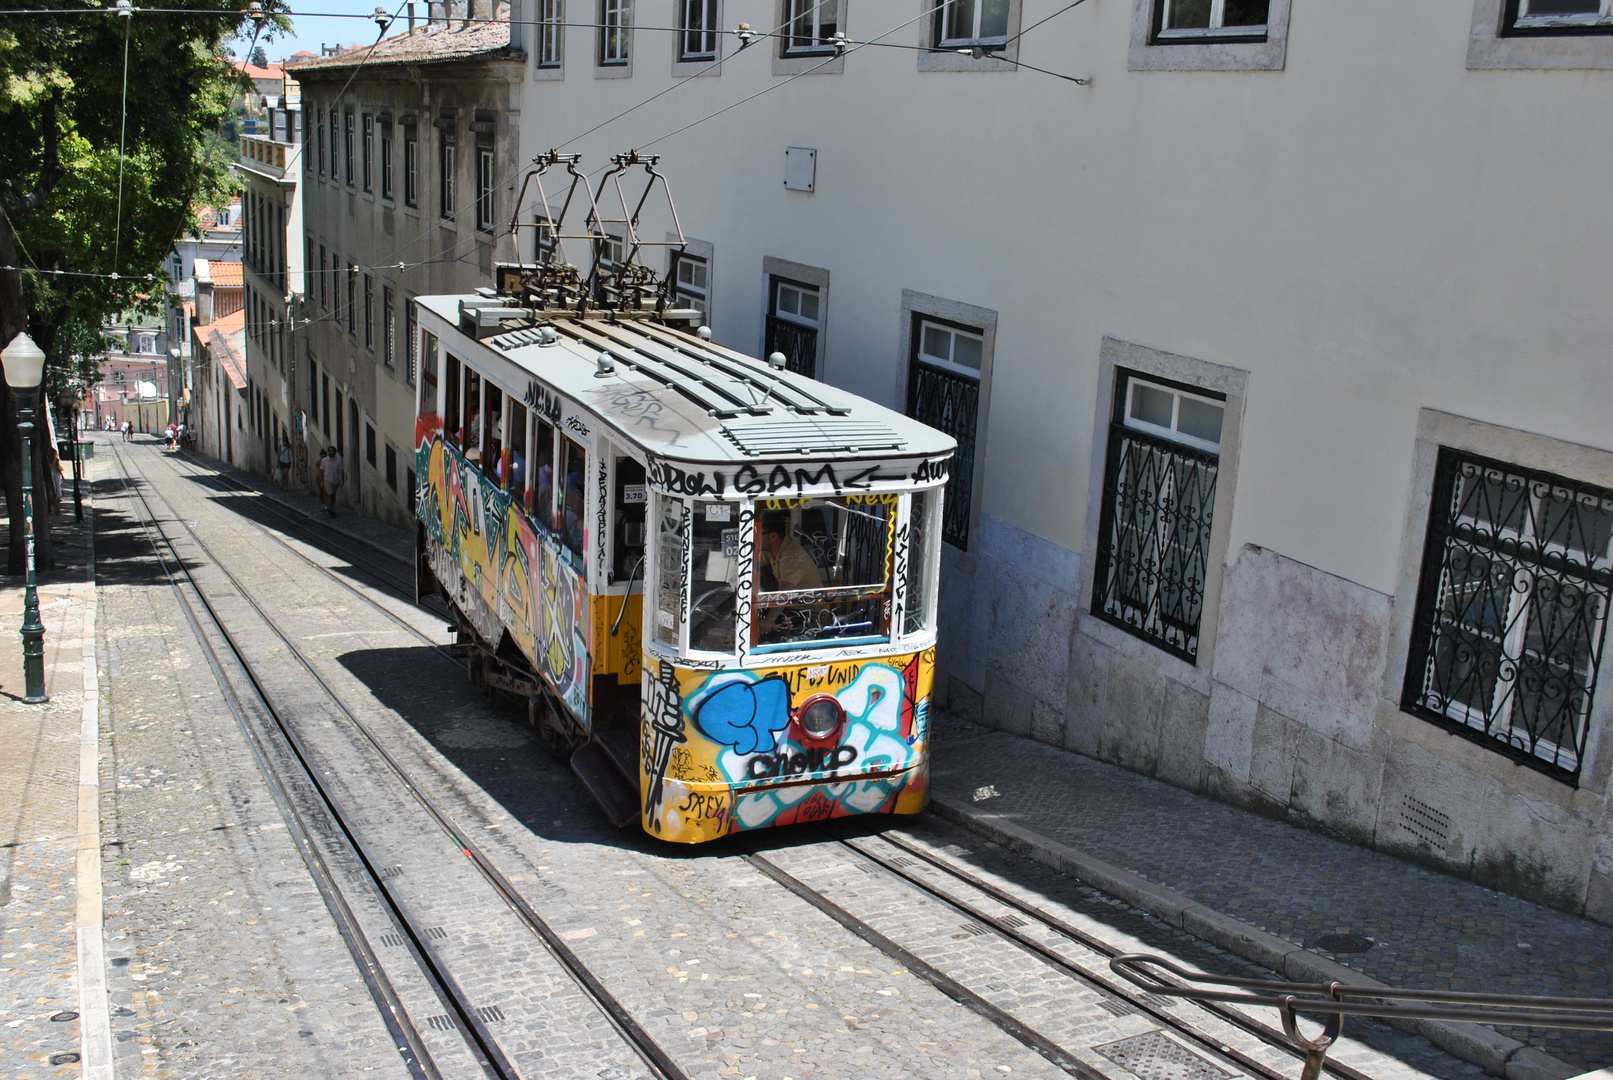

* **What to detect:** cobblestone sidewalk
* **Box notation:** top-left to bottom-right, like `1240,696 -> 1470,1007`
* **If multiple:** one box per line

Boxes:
927,718 -> 1613,1072
0,498 -> 99,1078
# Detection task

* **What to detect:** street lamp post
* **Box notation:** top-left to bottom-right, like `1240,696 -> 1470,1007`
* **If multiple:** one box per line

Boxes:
3,332 -> 49,703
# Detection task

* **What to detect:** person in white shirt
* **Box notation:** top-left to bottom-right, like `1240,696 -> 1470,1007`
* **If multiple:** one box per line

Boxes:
319,446 -> 345,517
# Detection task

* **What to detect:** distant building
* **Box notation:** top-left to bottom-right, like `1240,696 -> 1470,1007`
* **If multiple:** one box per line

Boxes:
165,200 -> 241,428
90,310 -> 170,433
288,4 -> 525,523
191,309 -> 248,466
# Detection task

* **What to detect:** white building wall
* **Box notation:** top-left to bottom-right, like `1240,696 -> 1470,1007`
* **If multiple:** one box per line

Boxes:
515,0 -> 1613,917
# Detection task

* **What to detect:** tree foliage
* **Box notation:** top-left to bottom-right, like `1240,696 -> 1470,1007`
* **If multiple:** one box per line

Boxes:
0,0 -> 287,570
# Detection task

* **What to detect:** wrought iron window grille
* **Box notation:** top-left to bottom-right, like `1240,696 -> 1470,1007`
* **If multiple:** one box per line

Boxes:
764,315 -> 816,379
1402,448 -> 1613,784
907,359 -> 979,551
1092,409 -> 1219,664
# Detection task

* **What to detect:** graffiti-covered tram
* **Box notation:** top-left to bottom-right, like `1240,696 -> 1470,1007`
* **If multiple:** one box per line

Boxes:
412,284 -> 955,843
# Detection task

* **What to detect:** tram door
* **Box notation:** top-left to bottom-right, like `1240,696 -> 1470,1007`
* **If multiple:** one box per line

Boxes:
594,443 -> 647,731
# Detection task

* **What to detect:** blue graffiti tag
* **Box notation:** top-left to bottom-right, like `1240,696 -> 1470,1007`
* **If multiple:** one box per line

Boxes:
692,677 -> 791,755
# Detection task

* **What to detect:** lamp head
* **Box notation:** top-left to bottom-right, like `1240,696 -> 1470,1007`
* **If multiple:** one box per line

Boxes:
2,333 -> 46,392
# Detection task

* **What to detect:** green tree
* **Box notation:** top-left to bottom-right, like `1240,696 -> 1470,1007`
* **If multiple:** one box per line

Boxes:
0,0 -> 283,571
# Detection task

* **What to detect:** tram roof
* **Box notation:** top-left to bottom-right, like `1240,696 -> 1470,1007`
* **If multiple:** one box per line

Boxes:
418,294 -> 957,468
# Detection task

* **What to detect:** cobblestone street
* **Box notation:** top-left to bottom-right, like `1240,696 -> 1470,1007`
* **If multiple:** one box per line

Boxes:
2,437 -> 1607,1080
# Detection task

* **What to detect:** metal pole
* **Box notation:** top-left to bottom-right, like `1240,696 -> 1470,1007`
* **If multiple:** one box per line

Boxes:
18,394 -> 47,702
70,406 -> 82,522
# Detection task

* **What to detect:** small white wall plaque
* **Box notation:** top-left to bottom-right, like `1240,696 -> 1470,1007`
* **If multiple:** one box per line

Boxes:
784,147 -> 817,193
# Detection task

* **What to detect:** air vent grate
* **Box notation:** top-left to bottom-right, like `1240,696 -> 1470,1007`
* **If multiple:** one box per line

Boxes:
1400,795 -> 1452,847
1094,1031 -> 1233,1080
720,417 -> 904,457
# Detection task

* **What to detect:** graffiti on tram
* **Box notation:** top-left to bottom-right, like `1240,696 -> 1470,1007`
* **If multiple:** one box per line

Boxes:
416,414 -> 591,723
639,648 -> 935,842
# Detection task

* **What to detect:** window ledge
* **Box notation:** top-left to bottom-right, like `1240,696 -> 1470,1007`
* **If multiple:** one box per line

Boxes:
773,50 -> 844,75
1128,0 -> 1290,71
595,60 -> 633,78
1467,0 -> 1613,67
917,41 -> 1021,72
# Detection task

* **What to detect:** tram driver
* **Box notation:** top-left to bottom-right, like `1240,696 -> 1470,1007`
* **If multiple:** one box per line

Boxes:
755,510 -> 824,643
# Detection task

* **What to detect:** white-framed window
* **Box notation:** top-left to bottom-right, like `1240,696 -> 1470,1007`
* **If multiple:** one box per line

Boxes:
1120,373 -> 1225,454
440,138 -> 457,220
937,0 -> 1011,46
403,127 -> 418,208
915,319 -> 983,378
380,120 -> 394,200
600,0 -> 631,64
672,253 -> 709,315
475,147 -> 495,232
1511,0 -> 1613,29
362,114 -> 374,192
539,0 -> 564,65
680,0 -> 718,60
534,214 -> 557,263
1402,449 -> 1613,783
1092,369 -> 1226,662
319,245 -> 329,310
344,110 -> 355,187
773,279 -> 820,328
1155,0 -> 1270,40
783,0 -> 839,53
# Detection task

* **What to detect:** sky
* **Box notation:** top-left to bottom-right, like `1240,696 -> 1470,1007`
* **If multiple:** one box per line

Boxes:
248,0 -> 404,64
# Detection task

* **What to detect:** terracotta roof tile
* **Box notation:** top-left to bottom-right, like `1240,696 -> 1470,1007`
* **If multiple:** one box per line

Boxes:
288,21 -> 519,73
205,310 -> 247,391
208,262 -> 243,288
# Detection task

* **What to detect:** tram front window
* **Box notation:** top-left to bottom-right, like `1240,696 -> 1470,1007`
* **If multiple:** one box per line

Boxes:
753,496 -> 894,649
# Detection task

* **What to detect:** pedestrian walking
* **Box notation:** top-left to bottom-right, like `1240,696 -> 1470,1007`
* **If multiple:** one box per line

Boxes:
275,439 -> 292,490
121,420 -> 132,442
319,445 -> 345,517
164,423 -> 175,451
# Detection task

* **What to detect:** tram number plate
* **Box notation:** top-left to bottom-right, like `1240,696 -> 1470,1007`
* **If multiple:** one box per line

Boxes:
623,484 -> 647,504
722,529 -> 738,558
703,502 -> 731,522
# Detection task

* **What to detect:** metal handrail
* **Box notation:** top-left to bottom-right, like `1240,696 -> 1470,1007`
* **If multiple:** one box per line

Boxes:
1110,953 -> 1613,1080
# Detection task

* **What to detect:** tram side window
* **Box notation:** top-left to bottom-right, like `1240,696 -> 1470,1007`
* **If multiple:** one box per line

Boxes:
444,354 -> 462,441
653,494 -> 686,648
505,402 -> 527,497
420,335 -> 439,419
689,501 -> 738,654
903,490 -> 938,636
462,369 -> 482,458
483,383 -> 503,480
534,419 -> 555,524
753,496 -> 895,649
614,457 -> 647,582
558,436 -> 588,559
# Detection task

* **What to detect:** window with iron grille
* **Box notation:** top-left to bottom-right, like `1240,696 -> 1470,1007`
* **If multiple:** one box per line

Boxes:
380,120 -> 394,199
440,139 -> 457,220
600,0 -> 631,64
539,0 -> 564,65
319,245 -> 329,310
405,299 -> 418,386
404,127 -> 418,207
765,276 -> 819,378
905,317 -> 983,551
305,110 -> 314,174
364,274 -> 375,351
347,263 -> 357,335
344,110 -> 355,187
1402,449 -> 1613,783
681,0 -> 718,59
1092,370 -> 1224,663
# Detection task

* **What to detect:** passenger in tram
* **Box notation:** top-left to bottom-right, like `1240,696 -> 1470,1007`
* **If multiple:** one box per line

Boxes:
498,446 -> 525,492
757,511 -> 823,592
562,471 -> 586,554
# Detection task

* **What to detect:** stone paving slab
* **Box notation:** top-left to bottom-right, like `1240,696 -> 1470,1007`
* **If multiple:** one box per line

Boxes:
927,718 -> 1613,1072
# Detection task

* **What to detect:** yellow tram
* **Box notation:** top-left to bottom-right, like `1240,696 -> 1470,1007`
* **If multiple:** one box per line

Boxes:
412,162 -> 953,842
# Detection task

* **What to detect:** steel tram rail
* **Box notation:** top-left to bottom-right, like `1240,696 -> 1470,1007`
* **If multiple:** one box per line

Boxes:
114,440 -> 692,1080
107,443 -> 464,1080
836,830 -> 1380,1080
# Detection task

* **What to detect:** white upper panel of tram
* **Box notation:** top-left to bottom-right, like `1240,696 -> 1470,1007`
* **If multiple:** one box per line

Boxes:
415,294 -> 956,471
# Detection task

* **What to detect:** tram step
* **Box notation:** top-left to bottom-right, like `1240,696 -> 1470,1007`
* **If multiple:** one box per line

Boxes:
593,728 -> 641,785
571,739 -> 641,829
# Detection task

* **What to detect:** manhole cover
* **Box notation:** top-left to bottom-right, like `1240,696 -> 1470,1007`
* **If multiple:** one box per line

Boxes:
50,1052 -> 82,1065
50,1011 -> 79,1022
1094,1031 -> 1231,1080
1315,934 -> 1374,954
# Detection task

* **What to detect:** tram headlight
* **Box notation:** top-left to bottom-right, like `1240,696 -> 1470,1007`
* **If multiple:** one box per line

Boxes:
798,695 -> 845,744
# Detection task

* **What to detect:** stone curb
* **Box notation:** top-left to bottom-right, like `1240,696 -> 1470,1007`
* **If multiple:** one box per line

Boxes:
929,794 -> 1580,1080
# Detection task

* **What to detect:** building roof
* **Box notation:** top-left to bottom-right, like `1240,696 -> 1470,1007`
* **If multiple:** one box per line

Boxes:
204,309 -> 247,392
416,295 -> 956,470
205,261 -> 243,289
288,20 -> 520,74
235,59 -> 284,81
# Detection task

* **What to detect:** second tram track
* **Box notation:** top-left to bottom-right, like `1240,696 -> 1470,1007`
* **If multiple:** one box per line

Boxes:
109,441 -> 688,1080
